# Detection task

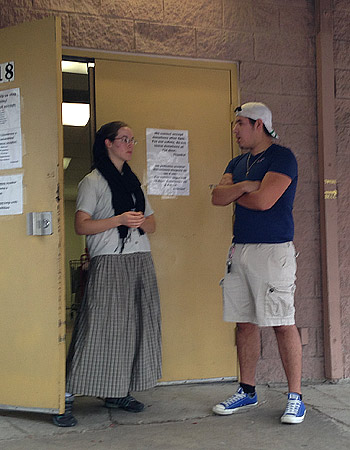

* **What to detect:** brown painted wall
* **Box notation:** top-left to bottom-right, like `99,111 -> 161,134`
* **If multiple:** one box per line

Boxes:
1,0 -> 349,382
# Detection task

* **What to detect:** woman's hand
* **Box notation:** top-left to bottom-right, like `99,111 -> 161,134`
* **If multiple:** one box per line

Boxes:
140,214 -> 156,233
118,211 -> 145,228
75,210 -> 145,235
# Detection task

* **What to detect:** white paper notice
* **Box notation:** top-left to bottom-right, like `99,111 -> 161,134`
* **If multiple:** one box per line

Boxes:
0,173 -> 23,215
0,87 -> 22,170
147,162 -> 190,196
146,128 -> 189,196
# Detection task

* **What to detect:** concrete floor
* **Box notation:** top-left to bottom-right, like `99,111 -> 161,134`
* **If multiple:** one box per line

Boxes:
1,381 -> 350,449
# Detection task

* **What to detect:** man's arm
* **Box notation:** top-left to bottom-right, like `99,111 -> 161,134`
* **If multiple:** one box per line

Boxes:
211,173 -> 260,206
236,171 -> 292,211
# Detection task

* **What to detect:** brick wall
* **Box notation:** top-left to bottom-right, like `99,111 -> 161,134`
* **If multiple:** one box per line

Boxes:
1,0 -> 349,383
334,0 -> 350,379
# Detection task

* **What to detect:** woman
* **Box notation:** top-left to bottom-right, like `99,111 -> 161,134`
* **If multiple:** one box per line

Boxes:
54,121 -> 162,427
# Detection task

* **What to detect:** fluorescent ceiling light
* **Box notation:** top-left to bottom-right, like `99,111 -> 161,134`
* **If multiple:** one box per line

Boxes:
61,61 -> 88,74
63,157 -> 72,170
62,103 -> 90,126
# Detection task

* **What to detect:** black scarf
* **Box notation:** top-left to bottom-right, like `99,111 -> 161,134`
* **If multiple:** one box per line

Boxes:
95,155 -> 145,252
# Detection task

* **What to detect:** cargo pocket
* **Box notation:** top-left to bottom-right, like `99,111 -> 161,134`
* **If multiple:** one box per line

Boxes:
220,274 -> 237,322
220,276 -> 231,308
265,282 -> 295,319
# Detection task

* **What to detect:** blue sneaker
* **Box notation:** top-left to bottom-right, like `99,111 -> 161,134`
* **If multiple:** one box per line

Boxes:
212,387 -> 258,415
281,392 -> 306,424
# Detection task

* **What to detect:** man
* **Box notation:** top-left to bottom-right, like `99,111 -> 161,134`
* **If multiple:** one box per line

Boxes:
211,102 -> 305,424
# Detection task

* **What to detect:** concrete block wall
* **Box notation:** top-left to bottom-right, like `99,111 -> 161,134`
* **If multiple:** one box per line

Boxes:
1,0 -> 349,383
334,0 -> 350,379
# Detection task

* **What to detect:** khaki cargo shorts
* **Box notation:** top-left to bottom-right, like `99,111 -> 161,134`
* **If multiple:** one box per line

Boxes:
221,242 -> 297,327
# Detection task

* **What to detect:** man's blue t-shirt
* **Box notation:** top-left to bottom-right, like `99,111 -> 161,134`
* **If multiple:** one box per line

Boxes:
224,144 -> 298,244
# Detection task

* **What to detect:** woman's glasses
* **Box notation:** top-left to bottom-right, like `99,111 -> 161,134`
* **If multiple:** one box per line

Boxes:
114,136 -> 138,145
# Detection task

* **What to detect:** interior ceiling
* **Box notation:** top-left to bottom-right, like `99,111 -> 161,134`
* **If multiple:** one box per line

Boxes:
63,71 -> 92,201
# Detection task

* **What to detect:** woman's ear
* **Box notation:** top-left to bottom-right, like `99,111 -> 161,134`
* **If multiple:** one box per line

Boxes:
105,138 -> 112,149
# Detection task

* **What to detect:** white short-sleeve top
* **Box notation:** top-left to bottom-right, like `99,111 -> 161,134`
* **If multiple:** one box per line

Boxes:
76,169 -> 153,258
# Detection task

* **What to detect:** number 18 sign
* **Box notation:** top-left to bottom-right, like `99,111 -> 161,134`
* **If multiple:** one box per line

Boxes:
0,61 -> 15,84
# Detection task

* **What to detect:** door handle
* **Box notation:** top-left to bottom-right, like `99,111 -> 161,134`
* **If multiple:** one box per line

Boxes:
26,212 -> 53,235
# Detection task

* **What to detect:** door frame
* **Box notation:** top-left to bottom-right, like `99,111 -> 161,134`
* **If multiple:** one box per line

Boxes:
62,48 -> 240,381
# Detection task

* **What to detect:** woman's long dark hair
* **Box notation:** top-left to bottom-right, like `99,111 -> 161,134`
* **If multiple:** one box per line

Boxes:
92,121 -> 128,168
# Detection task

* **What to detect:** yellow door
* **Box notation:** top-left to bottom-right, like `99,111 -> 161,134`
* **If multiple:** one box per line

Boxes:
94,57 -> 238,381
0,18 -> 65,413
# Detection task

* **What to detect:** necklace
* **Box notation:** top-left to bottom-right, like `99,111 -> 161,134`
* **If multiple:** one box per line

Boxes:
246,150 -> 266,176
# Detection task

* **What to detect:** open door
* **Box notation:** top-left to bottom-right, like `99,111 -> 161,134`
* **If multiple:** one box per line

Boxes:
93,56 -> 238,381
0,18 -> 65,414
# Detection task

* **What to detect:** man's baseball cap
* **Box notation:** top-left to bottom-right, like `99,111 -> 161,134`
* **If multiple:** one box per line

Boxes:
234,102 -> 279,139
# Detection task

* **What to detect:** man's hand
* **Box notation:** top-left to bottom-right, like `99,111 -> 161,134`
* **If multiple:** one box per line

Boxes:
241,180 -> 261,193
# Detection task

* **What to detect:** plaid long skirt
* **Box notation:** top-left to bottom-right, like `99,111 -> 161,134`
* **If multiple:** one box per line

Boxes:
66,252 -> 162,398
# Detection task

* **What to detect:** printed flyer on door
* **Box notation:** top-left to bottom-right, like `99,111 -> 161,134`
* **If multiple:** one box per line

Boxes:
0,173 -> 23,215
146,128 -> 190,196
0,87 -> 22,170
